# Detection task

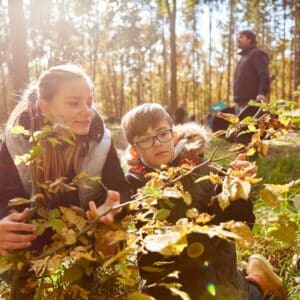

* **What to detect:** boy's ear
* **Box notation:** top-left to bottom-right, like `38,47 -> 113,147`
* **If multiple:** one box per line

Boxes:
129,145 -> 140,158
39,99 -> 50,115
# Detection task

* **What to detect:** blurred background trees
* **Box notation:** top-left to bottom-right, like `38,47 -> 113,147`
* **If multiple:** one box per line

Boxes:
0,0 -> 299,124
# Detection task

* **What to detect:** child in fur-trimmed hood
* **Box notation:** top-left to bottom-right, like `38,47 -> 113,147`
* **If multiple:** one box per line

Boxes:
121,103 -> 285,300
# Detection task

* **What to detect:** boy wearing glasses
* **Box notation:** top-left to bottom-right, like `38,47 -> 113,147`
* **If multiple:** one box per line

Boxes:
121,103 -> 285,300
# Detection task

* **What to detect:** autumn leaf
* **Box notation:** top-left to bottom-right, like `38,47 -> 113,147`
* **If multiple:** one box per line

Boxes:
127,291 -> 156,300
8,197 -> 31,207
186,242 -> 204,258
217,112 -> 239,124
11,125 -> 30,135
155,209 -> 171,221
267,221 -> 298,244
144,232 -> 187,256
213,130 -> 226,137
181,191 -> 192,205
61,228 -> 77,245
61,264 -> 84,283
160,283 -> 191,300
209,172 -> 223,185
50,218 -> 67,233
228,143 -> 245,152
60,206 -> 87,231
186,208 -> 199,219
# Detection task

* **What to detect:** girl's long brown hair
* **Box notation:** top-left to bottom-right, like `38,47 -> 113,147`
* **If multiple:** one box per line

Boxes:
8,64 -> 94,206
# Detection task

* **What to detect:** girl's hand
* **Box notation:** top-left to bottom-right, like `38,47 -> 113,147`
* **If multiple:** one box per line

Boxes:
0,208 -> 37,255
86,190 -> 122,226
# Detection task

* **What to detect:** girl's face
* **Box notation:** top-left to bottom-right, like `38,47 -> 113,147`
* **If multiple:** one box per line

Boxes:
40,79 -> 95,135
132,119 -> 175,169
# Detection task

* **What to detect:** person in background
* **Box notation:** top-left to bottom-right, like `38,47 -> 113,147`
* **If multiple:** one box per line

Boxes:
174,102 -> 189,125
234,30 -> 270,113
0,64 -> 129,254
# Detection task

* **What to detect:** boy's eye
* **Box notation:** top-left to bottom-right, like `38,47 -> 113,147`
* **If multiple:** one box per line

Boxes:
158,130 -> 169,138
139,137 -> 151,144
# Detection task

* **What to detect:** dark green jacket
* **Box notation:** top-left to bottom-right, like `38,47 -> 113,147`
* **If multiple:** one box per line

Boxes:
126,124 -> 255,299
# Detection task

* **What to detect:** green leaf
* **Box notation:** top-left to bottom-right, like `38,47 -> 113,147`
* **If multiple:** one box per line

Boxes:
155,209 -> 171,221
186,242 -> 204,258
11,125 -> 30,135
50,218 -> 67,233
61,264 -> 84,283
268,221 -> 298,244
59,136 -> 75,145
60,207 -> 87,231
47,137 -> 61,148
49,208 -> 60,220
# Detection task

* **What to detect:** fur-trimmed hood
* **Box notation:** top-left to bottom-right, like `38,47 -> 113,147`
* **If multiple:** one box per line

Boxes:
126,122 -> 210,172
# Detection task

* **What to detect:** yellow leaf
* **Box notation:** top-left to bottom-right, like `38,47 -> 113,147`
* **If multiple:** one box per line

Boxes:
217,112 -> 239,124
194,175 -> 210,183
186,242 -> 204,258
195,213 -> 214,224
228,143 -> 245,152
213,130 -> 226,137
186,208 -> 199,219
60,206 -> 87,231
209,172 -> 223,185
155,209 -> 171,221
246,148 -> 256,156
182,191 -> 192,205
127,291 -> 156,300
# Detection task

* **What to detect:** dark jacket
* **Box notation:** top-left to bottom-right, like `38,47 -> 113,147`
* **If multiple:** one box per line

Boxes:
234,46 -> 270,106
126,123 -> 255,300
0,111 -> 129,248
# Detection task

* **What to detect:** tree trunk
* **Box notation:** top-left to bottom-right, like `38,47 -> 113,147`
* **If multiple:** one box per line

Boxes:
8,0 -> 29,99
208,4 -> 212,108
281,0 -> 286,99
165,0 -> 177,115
162,23 -> 168,106
0,64 -> 8,122
226,0 -> 234,105
293,0 -> 300,91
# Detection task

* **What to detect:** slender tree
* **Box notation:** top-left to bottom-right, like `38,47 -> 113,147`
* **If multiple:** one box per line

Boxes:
8,0 -> 29,99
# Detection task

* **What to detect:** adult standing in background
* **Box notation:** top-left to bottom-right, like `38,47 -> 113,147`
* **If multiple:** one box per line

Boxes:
234,30 -> 270,113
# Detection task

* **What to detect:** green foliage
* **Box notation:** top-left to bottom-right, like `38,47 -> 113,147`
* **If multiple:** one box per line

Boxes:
1,100 -> 299,299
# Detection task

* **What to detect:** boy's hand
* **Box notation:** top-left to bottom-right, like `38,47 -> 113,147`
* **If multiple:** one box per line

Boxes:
0,208 -> 37,255
86,190 -> 122,226
229,153 -> 257,178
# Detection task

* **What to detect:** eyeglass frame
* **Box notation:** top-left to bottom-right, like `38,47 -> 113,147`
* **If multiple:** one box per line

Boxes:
134,128 -> 173,150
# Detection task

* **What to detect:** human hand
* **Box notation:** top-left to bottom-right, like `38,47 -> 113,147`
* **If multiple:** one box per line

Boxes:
229,153 -> 257,178
0,208 -> 37,255
86,190 -> 122,226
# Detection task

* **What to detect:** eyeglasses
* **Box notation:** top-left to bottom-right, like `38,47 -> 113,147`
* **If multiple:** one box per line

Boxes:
135,129 -> 173,150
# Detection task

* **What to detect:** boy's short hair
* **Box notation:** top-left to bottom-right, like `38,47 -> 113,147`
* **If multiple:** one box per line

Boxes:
121,103 -> 173,145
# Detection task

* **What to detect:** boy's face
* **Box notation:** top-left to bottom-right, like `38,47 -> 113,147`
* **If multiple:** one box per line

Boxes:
132,119 -> 175,169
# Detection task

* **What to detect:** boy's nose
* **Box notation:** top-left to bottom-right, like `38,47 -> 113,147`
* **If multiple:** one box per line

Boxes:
153,137 -> 163,147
